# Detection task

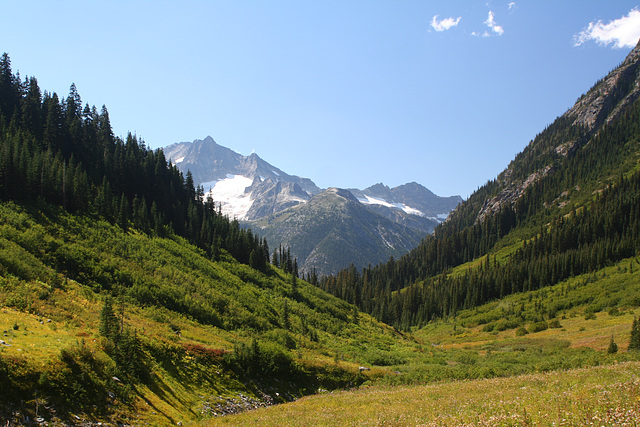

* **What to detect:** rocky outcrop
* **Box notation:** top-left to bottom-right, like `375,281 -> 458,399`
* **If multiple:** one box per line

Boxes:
245,179 -> 311,220
567,40 -> 640,131
200,392 -> 277,418
476,166 -> 554,224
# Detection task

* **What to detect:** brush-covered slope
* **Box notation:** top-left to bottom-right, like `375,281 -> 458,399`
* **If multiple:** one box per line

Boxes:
253,188 -> 425,276
0,201 -> 421,425
211,254 -> 640,426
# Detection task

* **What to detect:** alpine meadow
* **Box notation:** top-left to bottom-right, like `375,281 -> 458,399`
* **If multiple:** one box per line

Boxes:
2,11 -> 640,427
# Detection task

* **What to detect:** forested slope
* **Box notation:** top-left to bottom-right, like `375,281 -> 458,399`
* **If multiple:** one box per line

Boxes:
320,40 -> 640,330
0,53 -> 269,274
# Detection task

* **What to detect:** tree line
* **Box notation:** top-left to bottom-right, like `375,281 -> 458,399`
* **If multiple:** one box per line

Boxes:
0,53 -> 271,272
320,70 -> 640,330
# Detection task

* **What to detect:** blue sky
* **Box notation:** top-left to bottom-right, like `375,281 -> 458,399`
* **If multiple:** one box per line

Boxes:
2,1 -> 639,198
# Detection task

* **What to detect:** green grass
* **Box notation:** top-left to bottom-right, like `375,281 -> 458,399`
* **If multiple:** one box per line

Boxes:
205,361 -> 640,426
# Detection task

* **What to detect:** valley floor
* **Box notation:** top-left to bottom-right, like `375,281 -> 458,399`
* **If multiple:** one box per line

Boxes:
205,361 -> 640,426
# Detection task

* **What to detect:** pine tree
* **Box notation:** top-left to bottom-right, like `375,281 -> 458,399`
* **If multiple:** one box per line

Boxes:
283,299 -> 290,330
290,273 -> 298,299
99,295 -> 119,340
607,335 -> 618,354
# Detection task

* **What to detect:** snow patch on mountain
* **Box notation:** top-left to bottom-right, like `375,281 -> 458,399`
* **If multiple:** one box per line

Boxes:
426,213 -> 451,222
203,174 -> 254,219
358,195 -> 425,217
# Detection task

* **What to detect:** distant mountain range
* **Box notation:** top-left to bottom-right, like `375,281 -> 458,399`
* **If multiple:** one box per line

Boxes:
163,137 -> 462,275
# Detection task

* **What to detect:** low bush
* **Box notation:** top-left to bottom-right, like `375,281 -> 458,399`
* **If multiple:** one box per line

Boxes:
529,321 -> 549,333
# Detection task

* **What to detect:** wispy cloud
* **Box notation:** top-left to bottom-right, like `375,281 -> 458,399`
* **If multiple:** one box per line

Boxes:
508,2 -> 516,10
431,15 -> 462,32
484,10 -> 504,36
573,8 -> 640,49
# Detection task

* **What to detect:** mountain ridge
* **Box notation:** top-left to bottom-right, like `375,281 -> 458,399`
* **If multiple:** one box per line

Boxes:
320,38 -> 640,330
254,187 -> 426,275
163,137 -> 461,274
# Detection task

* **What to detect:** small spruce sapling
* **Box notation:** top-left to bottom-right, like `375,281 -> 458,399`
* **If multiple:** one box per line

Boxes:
607,335 -> 618,354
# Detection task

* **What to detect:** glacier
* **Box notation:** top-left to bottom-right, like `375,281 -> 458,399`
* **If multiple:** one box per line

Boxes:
203,175 -> 254,220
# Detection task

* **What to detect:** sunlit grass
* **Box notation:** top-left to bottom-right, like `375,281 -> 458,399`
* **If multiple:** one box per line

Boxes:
206,361 -> 640,426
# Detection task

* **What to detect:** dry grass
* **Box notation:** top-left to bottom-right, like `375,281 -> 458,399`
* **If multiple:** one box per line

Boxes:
205,361 -> 640,426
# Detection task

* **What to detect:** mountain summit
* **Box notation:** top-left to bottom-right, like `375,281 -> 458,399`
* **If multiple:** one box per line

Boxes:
163,137 -> 320,220
163,137 -> 461,274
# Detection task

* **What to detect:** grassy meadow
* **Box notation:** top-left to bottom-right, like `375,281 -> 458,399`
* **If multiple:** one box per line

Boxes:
206,361 -> 640,426
202,257 -> 640,426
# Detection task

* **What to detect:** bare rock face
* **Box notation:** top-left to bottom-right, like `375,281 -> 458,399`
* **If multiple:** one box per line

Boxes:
476,166 -> 554,224
567,40 -> 640,131
245,179 -> 311,220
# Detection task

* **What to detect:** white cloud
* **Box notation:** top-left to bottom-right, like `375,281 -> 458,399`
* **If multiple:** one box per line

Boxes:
431,15 -> 462,32
484,10 -> 504,36
574,8 -> 640,49
508,2 -> 516,10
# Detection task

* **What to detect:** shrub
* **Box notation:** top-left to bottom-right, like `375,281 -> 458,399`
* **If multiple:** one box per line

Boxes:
494,318 -> 521,332
528,321 -> 549,333
548,318 -> 562,329
225,339 -> 296,377
183,343 -> 228,364
363,350 -> 406,367
515,327 -> 529,337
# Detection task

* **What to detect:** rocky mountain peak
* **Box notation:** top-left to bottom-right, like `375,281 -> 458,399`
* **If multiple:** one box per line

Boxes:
567,39 -> 640,131
163,137 -> 462,274
325,187 -> 360,203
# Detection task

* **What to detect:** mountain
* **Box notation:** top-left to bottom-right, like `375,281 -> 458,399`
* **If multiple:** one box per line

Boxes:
254,188 -> 426,276
2,43 -> 639,426
322,39 -> 640,330
163,137 -> 461,274
472,39 -> 640,225
350,182 -> 462,233
163,136 -> 320,220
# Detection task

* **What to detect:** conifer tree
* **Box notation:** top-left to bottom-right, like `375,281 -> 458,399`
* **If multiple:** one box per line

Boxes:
99,295 -> 119,339
607,335 -> 618,354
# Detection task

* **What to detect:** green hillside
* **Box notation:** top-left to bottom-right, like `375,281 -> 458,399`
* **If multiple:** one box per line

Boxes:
0,53 -> 418,424
2,199 -> 639,426
0,201 -> 421,424
321,40 -> 640,331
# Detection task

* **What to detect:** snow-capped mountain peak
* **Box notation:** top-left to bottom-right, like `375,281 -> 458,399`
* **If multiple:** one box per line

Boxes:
164,137 -> 320,220
162,136 -> 463,273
